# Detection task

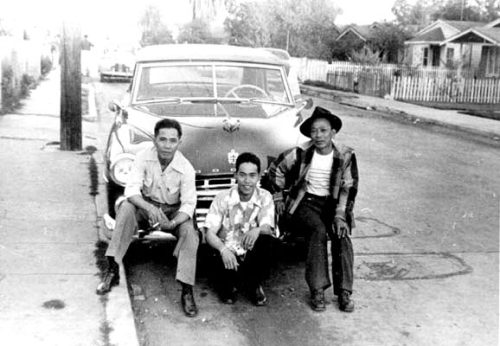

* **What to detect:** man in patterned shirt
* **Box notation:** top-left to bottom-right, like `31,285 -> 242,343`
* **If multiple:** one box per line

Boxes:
204,152 -> 275,306
268,106 -> 359,312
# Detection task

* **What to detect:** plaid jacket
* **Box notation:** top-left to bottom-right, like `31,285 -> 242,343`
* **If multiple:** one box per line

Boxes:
268,140 -> 359,228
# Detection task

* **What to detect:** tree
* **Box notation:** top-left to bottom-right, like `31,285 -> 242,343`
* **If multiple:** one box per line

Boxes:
369,23 -> 413,63
224,0 -> 272,46
224,0 -> 340,58
139,5 -> 174,47
177,19 -> 224,43
392,0 -> 500,25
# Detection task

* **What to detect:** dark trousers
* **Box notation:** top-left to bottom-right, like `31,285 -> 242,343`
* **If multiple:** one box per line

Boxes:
214,234 -> 273,294
292,195 -> 354,294
105,200 -> 199,286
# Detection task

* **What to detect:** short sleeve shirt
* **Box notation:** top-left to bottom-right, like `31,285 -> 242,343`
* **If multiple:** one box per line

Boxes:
204,186 -> 275,256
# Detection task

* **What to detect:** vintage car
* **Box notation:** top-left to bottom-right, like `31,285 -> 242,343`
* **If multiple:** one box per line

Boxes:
98,51 -> 135,82
102,44 -> 311,237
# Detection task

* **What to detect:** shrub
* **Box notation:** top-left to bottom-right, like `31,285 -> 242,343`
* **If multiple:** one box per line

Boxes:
41,56 -> 53,76
1,66 -> 18,113
20,74 -> 36,98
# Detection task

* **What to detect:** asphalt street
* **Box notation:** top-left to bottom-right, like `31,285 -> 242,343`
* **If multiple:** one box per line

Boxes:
92,81 -> 499,346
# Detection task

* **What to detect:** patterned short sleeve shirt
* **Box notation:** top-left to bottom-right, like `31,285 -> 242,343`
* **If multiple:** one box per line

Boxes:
204,186 -> 275,256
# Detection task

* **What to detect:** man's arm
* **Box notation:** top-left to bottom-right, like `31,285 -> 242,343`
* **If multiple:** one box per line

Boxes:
334,151 -> 359,237
124,152 -> 163,225
267,147 -> 298,214
159,165 -> 197,231
204,197 -> 239,270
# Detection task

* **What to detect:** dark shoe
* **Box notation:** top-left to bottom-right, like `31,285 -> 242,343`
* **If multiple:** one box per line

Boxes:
96,258 -> 119,295
221,287 -> 237,305
310,289 -> 326,312
181,287 -> 198,317
252,285 -> 268,306
339,290 -> 354,312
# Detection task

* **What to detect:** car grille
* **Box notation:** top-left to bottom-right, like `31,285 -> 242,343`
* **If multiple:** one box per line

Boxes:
195,173 -> 236,226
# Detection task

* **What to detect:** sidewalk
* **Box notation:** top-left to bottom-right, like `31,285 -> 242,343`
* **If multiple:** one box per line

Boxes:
0,69 -> 137,345
302,85 -> 500,141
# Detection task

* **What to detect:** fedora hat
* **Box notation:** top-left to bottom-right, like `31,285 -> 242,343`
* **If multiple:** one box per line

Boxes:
299,106 -> 342,137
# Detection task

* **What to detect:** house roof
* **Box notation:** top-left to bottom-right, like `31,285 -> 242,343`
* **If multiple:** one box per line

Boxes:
336,24 -> 379,41
443,20 -> 484,31
442,27 -> 500,45
407,27 -> 445,43
406,19 -> 487,45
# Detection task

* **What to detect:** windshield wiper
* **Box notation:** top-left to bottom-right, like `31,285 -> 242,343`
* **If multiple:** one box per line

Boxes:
137,97 -> 184,105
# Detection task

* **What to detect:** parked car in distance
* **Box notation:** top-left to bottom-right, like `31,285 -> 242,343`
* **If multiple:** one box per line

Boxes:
98,51 -> 135,82
102,44 -> 312,238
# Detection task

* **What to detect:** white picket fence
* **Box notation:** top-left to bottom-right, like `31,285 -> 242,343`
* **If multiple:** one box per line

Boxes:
391,76 -> 500,103
290,57 -> 477,82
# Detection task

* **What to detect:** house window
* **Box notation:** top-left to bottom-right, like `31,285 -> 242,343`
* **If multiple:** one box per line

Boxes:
446,48 -> 454,67
422,47 -> 429,66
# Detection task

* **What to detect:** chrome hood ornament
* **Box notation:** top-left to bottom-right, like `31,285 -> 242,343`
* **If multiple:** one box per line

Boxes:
223,117 -> 240,133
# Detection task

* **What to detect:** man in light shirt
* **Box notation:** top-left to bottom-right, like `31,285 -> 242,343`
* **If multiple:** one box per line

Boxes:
268,106 -> 359,312
96,118 -> 199,318
204,152 -> 275,306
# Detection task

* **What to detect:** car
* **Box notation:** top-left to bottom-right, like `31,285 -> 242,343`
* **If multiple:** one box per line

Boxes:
102,44 -> 312,239
98,51 -> 135,82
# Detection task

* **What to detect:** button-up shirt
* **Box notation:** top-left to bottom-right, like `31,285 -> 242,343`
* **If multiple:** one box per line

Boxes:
125,144 -> 197,217
204,186 -> 275,256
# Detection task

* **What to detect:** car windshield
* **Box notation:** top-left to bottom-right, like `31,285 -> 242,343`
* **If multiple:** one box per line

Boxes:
132,62 -> 292,118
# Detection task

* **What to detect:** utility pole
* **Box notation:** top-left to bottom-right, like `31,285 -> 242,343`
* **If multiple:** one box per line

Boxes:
60,20 -> 82,151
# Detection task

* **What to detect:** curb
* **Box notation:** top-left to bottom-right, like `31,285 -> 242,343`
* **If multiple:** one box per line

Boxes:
90,86 -> 140,346
301,85 -> 500,142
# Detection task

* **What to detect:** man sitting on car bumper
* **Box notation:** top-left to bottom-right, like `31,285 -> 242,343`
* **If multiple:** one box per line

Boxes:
96,118 -> 199,318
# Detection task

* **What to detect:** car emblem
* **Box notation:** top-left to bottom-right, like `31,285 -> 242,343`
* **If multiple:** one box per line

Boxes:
223,117 -> 240,133
227,149 -> 239,165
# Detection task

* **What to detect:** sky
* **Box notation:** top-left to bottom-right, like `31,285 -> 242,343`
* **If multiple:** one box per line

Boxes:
334,0 -> 397,25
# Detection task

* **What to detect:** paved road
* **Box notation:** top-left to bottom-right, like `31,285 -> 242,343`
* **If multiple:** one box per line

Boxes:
94,81 -> 499,346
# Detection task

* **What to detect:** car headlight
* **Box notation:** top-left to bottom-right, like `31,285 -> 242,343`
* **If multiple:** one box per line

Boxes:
110,153 -> 135,186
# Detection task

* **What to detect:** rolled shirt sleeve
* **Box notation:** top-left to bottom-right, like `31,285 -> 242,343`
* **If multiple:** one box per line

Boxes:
178,166 -> 197,217
257,190 -> 276,231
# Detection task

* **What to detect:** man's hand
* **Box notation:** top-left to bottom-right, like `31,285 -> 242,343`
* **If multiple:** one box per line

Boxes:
275,200 -> 285,216
146,205 -> 163,225
333,218 -> 350,239
242,227 -> 260,251
220,247 -> 239,270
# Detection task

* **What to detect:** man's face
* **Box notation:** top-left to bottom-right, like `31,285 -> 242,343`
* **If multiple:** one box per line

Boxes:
310,118 -> 335,150
235,162 -> 260,200
154,128 -> 181,161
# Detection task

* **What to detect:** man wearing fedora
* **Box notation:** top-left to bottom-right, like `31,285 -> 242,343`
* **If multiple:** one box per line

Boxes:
268,106 -> 359,312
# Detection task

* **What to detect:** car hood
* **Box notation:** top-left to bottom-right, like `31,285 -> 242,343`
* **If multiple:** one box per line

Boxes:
126,107 -> 304,174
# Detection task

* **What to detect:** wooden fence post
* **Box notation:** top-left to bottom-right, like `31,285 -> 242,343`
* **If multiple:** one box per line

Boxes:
60,20 -> 82,151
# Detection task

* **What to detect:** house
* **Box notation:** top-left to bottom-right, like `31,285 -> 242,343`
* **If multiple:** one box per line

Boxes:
335,23 -> 413,63
442,19 -> 500,77
405,19 -> 500,77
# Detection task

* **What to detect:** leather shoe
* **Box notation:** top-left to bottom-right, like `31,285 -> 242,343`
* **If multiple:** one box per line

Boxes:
252,285 -> 268,306
310,289 -> 326,312
181,288 -> 198,317
339,290 -> 354,312
96,258 -> 119,295
221,286 -> 237,305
